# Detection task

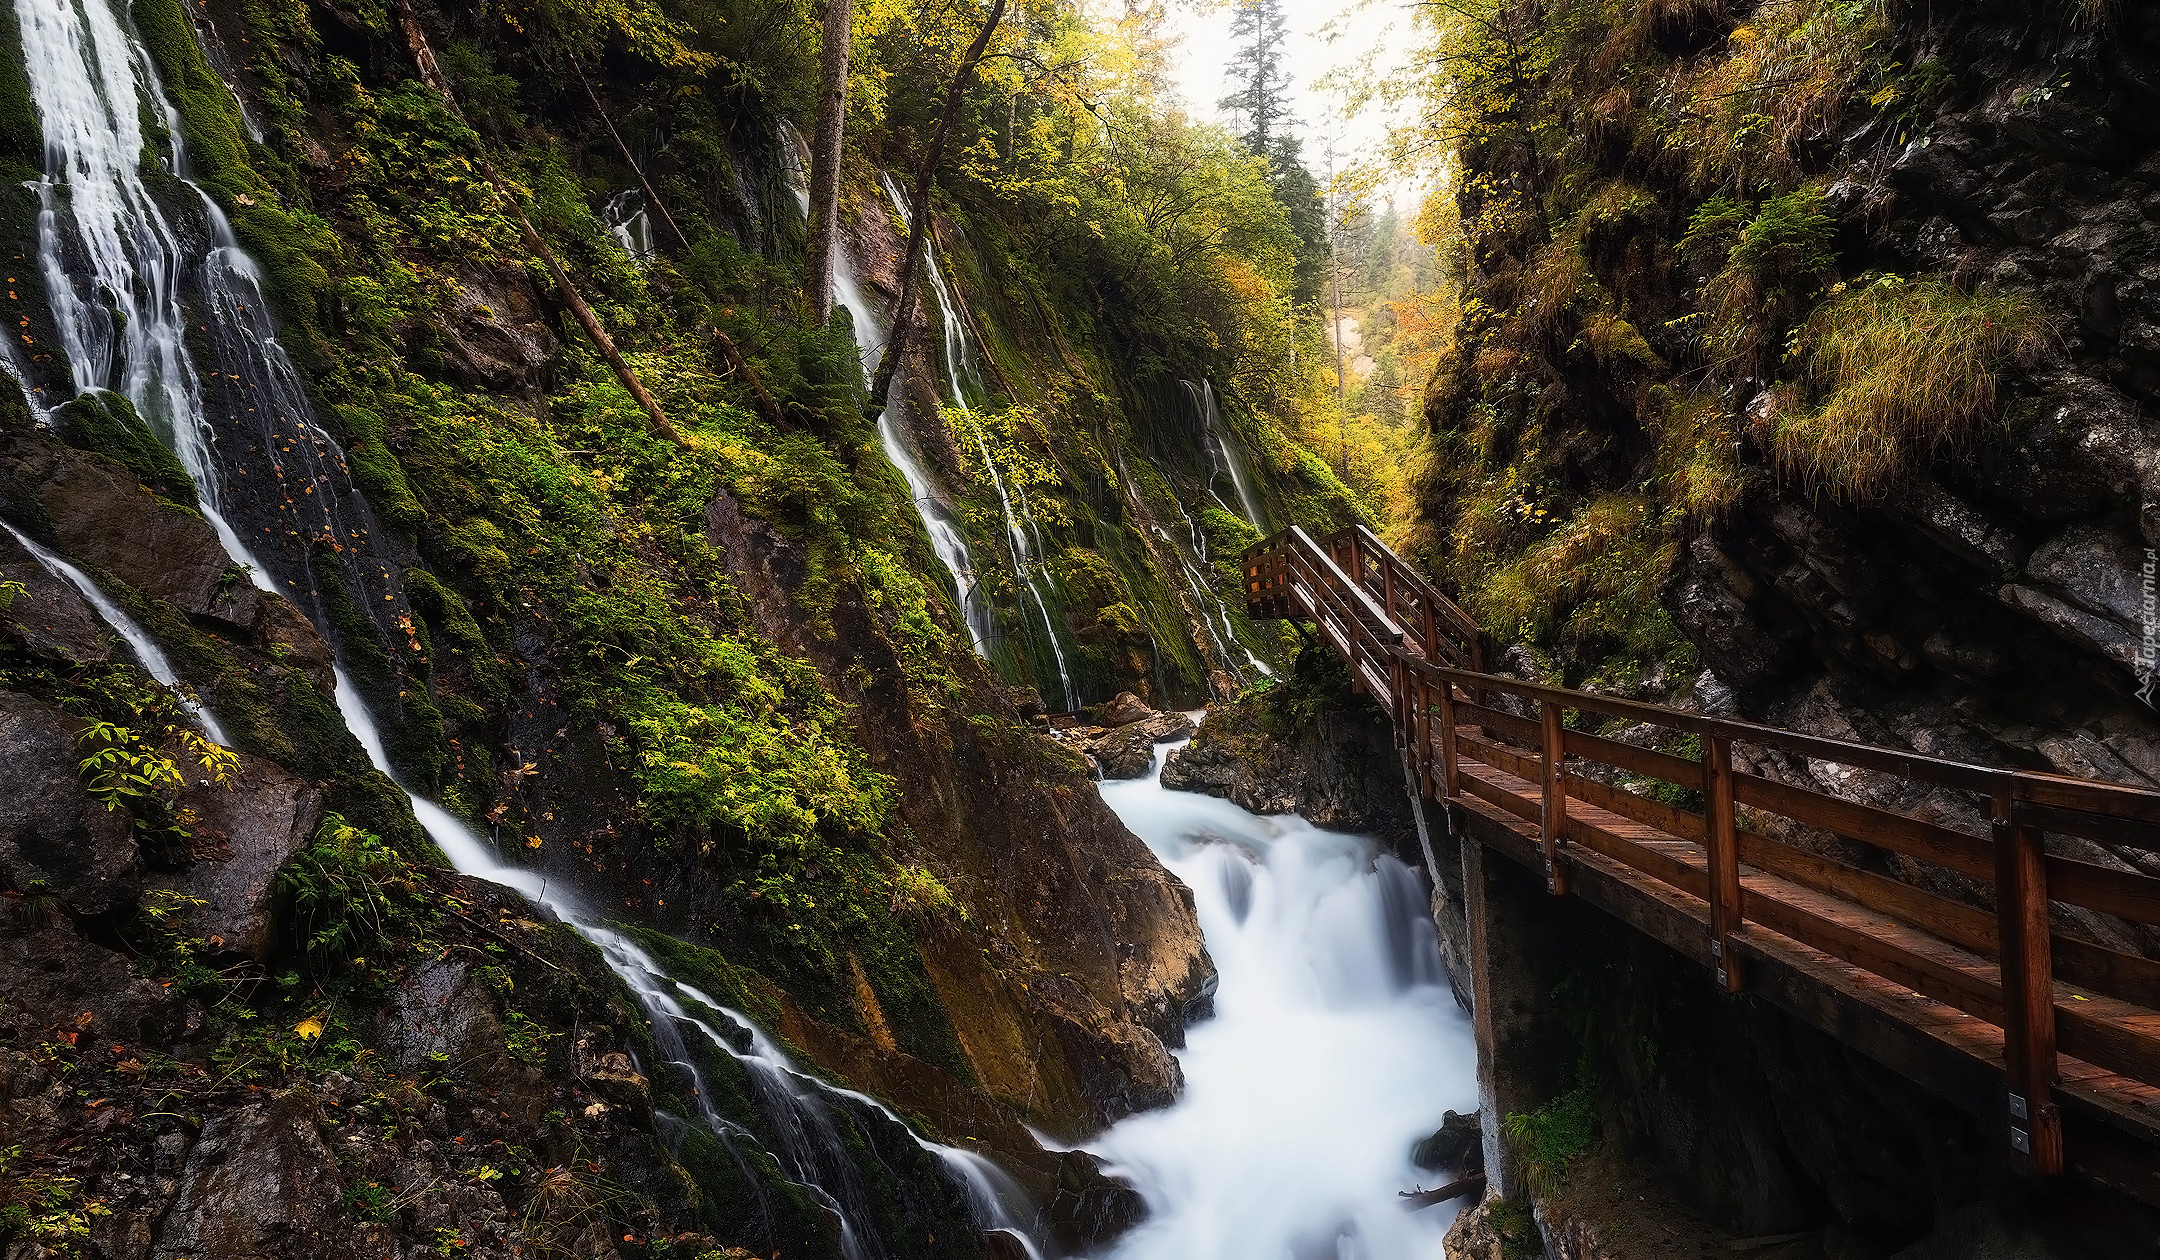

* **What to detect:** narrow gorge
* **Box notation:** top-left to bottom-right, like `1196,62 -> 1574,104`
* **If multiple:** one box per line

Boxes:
5,0 -> 2160,1256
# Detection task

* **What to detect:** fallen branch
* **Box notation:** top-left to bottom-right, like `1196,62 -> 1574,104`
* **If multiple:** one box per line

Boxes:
711,329 -> 787,429
1398,1173 -> 1484,1211
392,0 -> 686,449
569,53 -> 690,251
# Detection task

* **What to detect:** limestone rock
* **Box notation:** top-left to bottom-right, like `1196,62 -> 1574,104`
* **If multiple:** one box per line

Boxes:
155,755 -> 324,958
1089,711 -> 1196,780
1097,691 -> 1156,726
26,446 -> 261,627
1413,1109 -> 1484,1173
1443,1201 -> 1508,1260
374,959 -> 505,1074
0,920 -> 185,1050
1042,1149 -> 1148,1255
150,1095 -> 350,1260
0,528 -> 113,665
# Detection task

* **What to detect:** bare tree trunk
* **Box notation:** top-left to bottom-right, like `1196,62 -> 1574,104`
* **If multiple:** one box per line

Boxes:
804,0 -> 852,322
866,0 -> 1009,419
395,0 -> 686,448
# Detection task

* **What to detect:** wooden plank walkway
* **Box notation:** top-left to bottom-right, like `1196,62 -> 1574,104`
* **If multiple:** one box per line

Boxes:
1242,524 -> 2160,1189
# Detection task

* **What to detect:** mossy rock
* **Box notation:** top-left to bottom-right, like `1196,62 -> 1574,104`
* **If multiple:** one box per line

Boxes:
55,391 -> 200,510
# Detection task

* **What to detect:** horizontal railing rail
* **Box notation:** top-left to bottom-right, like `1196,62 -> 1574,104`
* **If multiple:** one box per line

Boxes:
1241,525 -> 2160,1179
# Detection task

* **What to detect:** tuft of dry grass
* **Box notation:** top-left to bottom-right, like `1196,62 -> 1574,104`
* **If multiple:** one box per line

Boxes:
1655,389 -> 1753,519
1772,276 -> 2051,497
1685,0 -> 1890,189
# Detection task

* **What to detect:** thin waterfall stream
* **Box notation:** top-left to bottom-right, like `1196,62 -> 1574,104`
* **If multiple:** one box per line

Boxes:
780,127 -> 994,657
1088,737 -> 1477,1258
877,173 -> 1076,709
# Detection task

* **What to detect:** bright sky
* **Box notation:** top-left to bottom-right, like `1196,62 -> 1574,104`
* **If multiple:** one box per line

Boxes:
1160,0 -> 1424,190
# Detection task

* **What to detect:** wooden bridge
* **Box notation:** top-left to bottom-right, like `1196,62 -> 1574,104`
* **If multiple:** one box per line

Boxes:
1243,524 -> 2160,1197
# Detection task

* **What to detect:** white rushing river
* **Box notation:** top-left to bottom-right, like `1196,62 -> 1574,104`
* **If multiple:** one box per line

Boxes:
1091,740 -> 1479,1259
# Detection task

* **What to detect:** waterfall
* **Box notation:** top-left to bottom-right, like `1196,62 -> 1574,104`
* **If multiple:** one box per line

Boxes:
2,520 -> 232,744
16,0 -> 402,648
780,127 -> 994,657
328,672 -> 1045,1257
1088,740 -> 1476,1258
878,174 -> 1076,709
1187,380 -> 1265,532
602,189 -> 657,265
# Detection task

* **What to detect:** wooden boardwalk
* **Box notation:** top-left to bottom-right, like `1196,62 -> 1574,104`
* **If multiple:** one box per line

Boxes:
1243,525 -> 2160,1198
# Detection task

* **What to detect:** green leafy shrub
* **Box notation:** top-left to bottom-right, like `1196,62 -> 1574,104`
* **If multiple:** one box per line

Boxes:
276,812 -> 429,961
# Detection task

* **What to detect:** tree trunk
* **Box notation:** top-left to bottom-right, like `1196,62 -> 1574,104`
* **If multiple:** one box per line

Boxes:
866,0 -> 1009,419
394,0 -> 686,449
804,0 -> 852,322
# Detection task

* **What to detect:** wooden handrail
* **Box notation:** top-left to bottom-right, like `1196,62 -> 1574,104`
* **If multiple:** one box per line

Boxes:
1238,525 -> 2160,1178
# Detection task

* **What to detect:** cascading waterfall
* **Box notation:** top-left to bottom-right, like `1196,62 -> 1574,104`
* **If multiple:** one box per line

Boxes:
1185,380 -> 1266,532
780,127 -> 993,657
603,189 -> 657,265
17,0 -> 406,660
11,14 -> 1043,1251
328,673 -> 1045,1258
1,521 -> 232,744
1087,739 -> 1476,1258
879,173 -> 1076,709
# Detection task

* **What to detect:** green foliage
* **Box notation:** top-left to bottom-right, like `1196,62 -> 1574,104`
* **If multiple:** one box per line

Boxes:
1773,275 -> 2050,497
501,1009 -> 559,1064
1504,1080 -> 1598,1196
0,1145 -> 111,1255
277,812 -> 431,961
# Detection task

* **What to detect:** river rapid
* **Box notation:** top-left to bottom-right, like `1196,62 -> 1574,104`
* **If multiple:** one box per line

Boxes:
1089,739 -> 1480,1259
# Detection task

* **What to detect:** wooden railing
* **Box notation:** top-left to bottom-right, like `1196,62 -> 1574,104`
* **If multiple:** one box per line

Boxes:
1245,525 -> 2160,1178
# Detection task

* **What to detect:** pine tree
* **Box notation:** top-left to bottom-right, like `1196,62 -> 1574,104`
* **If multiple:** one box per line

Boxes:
1218,0 -> 1292,159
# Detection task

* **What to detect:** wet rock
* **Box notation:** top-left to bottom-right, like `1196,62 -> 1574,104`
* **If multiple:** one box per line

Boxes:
150,1094 -> 348,1260
1442,1201 -> 1507,1260
1413,1110 -> 1484,1173
2023,522 -> 2146,631
0,690 -> 140,915
1659,535 -> 1807,702
1096,691 -> 1157,726
0,920 -> 184,1049
577,1045 -> 652,1111
1042,1150 -> 1148,1254
1090,711 -> 1196,780
252,594 -> 336,696
1999,583 -> 2140,673
374,959 -> 505,1074
0,528 -> 113,664
984,1229 -> 1036,1260
155,754 -> 323,958
25,446 -> 261,628
438,266 -> 557,395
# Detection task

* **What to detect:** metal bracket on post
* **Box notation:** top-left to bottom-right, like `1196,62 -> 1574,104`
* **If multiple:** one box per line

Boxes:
1702,734 -> 1745,993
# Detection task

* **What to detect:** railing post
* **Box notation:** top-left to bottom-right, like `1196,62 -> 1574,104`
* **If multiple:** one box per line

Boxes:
1437,676 -> 1461,800
1992,789 -> 2063,1176
1701,734 -> 1745,992
1539,699 -> 1570,896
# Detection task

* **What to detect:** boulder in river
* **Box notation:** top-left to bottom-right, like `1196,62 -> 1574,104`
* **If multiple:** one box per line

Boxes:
1091,710 -> 1198,779
1413,1109 -> 1483,1172
1096,690 -> 1157,726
